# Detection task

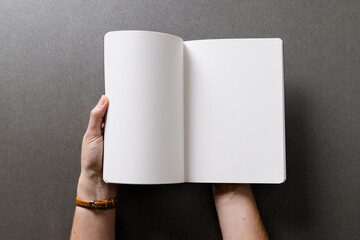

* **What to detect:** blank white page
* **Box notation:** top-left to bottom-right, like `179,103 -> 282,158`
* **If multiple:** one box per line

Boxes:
103,31 -> 184,184
184,39 -> 286,183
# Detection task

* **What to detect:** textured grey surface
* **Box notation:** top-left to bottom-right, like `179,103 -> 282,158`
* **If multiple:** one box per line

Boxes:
1,0 -> 359,239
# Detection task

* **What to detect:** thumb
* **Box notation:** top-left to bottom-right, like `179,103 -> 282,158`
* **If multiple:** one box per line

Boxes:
86,95 -> 109,136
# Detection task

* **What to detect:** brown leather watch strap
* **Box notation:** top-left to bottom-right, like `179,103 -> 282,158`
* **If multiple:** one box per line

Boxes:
76,197 -> 118,210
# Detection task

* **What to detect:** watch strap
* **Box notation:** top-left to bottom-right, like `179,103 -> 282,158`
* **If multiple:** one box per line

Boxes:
76,197 -> 118,210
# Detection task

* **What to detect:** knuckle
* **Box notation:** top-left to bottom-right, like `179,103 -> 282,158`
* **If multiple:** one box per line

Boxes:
90,108 -> 99,117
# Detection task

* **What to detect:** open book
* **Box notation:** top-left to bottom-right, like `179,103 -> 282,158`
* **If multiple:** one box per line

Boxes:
103,31 -> 286,184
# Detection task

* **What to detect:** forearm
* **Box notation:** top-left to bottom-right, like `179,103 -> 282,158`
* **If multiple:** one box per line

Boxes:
71,175 -> 117,240
213,184 -> 268,240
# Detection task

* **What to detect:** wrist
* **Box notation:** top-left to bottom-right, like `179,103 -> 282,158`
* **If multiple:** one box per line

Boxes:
212,184 -> 253,206
77,174 -> 117,201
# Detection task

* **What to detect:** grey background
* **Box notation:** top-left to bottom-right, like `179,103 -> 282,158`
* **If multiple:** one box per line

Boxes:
1,0 -> 359,239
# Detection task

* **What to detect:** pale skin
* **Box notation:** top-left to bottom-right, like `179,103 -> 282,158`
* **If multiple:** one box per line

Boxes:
71,95 -> 269,240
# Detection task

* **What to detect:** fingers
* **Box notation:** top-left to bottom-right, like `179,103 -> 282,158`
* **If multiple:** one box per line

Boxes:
101,122 -> 105,134
86,95 -> 109,136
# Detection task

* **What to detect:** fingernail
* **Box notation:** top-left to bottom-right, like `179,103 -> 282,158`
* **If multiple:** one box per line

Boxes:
99,95 -> 106,105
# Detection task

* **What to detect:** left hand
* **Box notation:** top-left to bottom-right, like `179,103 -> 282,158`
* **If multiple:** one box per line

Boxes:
77,95 -> 117,201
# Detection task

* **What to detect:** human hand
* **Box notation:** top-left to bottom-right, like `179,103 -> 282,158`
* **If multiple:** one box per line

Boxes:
71,95 -> 117,240
77,95 -> 117,201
